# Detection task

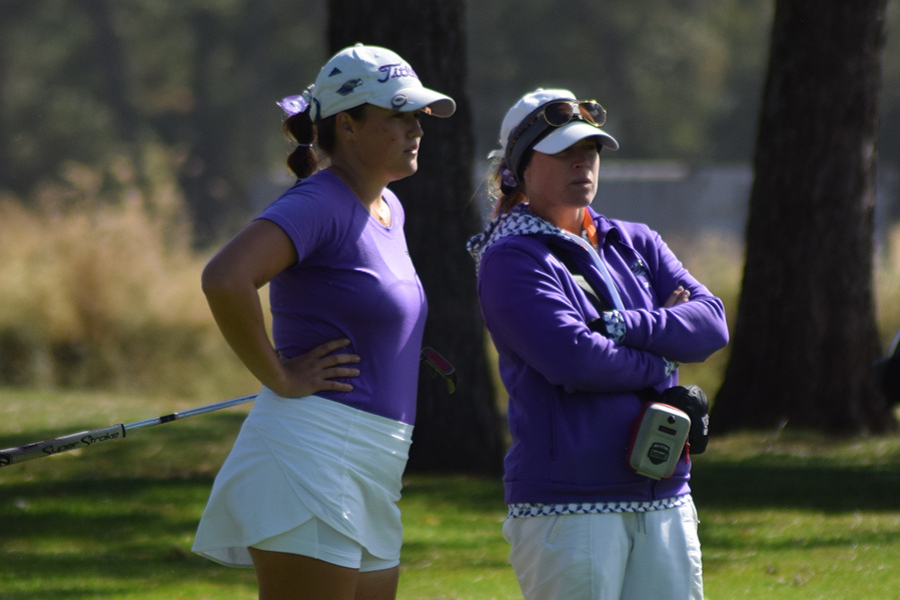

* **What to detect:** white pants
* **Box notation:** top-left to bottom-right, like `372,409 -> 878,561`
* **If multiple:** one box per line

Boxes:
502,500 -> 703,600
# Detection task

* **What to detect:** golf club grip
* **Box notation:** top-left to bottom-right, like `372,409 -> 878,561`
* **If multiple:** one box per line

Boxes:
0,423 -> 126,467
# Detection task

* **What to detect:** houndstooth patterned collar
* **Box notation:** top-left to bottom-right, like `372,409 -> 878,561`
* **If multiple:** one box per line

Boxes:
467,204 -> 567,271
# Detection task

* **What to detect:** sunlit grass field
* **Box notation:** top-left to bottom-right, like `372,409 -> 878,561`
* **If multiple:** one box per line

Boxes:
2,389 -> 900,600
2,179 -> 900,598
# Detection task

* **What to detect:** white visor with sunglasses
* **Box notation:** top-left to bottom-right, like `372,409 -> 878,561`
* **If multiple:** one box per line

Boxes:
497,89 -> 619,181
497,89 -> 619,183
518,90 -> 619,154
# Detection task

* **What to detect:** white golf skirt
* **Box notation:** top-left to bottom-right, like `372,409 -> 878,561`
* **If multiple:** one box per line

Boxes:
192,389 -> 413,568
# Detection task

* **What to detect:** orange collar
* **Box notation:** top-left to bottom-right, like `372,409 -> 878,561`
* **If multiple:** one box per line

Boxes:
582,209 -> 599,247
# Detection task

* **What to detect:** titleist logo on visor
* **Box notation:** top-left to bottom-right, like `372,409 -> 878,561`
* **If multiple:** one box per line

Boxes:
378,63 -> 418,83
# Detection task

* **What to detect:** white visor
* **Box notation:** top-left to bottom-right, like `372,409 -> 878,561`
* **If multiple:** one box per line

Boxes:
533,121 -> 619,155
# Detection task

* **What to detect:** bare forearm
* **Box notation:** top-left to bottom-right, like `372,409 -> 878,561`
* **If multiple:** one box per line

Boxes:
204,283 -> 287,392
201,219 -> 360,397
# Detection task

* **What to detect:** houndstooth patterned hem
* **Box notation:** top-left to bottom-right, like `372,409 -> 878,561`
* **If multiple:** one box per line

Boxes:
507,494 -> 692,519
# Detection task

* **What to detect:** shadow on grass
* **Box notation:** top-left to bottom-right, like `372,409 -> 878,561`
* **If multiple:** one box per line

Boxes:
403,450 -> 900,515
0,476 -> 255,600
691,448 -> 900,568
691,457 -> 900,512
401,474 -> 506,513
4,422 -> 900,598
0,477 -> 213,537
0,411 -> 254,598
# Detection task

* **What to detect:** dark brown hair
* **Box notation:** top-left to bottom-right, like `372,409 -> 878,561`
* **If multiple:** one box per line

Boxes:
282,104 -> 368,179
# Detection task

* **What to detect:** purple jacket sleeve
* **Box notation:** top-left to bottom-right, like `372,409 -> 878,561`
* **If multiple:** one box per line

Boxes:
615,227 -> 729,363
478,240 -> 672,393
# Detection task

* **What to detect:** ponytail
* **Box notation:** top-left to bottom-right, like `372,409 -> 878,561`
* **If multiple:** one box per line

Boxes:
490,158 -> 529,218
281,103 -> 369,180
283,111 -> 317,180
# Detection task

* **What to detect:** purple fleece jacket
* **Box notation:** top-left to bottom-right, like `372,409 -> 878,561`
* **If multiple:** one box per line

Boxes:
467,204 -> 729,505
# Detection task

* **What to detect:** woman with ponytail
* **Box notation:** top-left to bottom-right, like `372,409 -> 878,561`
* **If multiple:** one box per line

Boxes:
192,44 -> 455,600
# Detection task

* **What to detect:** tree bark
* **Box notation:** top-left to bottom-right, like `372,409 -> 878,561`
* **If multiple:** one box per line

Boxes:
327,0 -> 504,474
714,0 -> 894,434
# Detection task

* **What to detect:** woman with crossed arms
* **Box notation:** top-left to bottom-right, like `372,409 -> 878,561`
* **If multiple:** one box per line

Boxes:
468,88 -> 729,600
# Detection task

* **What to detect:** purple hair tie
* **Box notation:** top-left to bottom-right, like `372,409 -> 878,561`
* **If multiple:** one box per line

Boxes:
499,164 -> 518,189
277,89 -> 312,116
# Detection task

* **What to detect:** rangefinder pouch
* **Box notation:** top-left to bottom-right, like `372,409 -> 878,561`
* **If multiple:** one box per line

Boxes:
636,384 -> 710,454
628,402 -> 691,480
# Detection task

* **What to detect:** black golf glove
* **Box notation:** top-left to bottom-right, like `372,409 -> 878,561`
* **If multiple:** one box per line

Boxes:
660,385 -> 710,454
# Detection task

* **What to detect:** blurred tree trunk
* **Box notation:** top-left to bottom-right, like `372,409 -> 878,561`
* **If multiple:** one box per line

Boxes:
0,1 -> 23,192
76,0 -> 138,146
714,0 -> 894,434
327,0 -> 504,474
179,10 -> 246,246
76,0 -> 155,198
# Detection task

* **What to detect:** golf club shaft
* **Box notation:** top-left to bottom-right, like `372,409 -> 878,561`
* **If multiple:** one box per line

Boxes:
0,394 -> 257,468
0,348 -> 455,468
124,394 -> 257,432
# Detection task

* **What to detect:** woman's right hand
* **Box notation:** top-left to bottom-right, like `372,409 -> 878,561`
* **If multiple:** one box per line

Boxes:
202,221 -> 361,399
663,285 -> 691,308
273,338 -> 361,398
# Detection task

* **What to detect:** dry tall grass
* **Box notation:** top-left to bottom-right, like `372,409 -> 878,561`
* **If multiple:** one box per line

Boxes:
0,153 -> 256,399
1,155 -> 898,401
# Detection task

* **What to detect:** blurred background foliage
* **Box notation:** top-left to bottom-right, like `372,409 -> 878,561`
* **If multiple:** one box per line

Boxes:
1,0 -> 899,397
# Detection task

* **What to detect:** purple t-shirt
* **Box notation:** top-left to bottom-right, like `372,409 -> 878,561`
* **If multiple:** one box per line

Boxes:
256,170 -> 427,424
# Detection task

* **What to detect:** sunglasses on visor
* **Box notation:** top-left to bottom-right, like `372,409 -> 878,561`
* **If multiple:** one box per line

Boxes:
508,100 -> 606,153
537,100 -> 607,128
505,100 -> 607,181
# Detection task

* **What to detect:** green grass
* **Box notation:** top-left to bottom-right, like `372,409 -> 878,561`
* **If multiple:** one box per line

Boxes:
692,432 -> 900,599
2,389 -> 900,599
